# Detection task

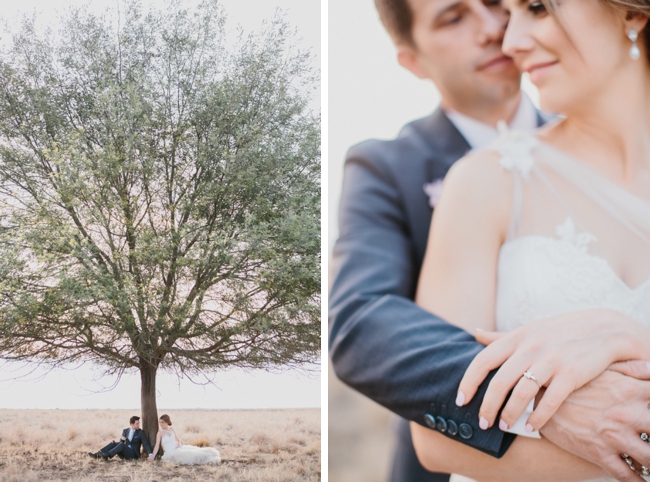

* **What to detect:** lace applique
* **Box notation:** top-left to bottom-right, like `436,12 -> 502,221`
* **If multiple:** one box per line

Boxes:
494,121 -> 538,180
555,217 -> 597,253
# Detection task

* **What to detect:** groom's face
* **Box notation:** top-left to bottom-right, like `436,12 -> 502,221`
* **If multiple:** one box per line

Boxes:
396,0 -> 521,111
131,420 -> 140,430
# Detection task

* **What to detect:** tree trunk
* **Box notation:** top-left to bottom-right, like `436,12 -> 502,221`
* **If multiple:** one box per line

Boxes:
140,360 -> 159,459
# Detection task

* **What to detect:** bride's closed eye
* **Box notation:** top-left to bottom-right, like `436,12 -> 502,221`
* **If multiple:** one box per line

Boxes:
528,0 -> 547,15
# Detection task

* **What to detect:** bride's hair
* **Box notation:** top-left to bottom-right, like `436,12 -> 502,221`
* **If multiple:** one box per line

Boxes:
542,0 -> 650,62
160,414 -> 172,426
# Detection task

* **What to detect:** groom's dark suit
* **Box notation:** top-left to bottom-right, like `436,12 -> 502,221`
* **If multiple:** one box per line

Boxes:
100,428 -> 152,460
329,108 -> 547,481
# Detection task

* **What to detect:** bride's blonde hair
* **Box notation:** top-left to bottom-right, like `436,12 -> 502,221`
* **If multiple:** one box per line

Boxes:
160,414 -> 172,426
542,0 -> 650,62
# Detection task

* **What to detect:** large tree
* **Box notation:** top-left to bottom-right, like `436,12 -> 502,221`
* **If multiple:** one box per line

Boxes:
0,0 -> 320,449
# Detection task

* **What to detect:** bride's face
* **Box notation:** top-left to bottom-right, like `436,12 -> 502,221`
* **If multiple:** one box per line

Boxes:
159,419 -> 168,429
501,0 -> 643,114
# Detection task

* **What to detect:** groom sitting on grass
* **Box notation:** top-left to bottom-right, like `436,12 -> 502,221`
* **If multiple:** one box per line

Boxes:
88,416 -> 153,461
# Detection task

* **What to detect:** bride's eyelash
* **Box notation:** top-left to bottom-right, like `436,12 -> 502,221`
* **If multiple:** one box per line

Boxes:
528,1 -> 547,14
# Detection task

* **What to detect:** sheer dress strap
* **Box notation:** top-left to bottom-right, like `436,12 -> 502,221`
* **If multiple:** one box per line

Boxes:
494,123 -> 538,241
493,125 -> 595,240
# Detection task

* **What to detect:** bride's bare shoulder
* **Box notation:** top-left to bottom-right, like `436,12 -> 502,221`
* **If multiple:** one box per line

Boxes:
439,147 -> 514,221
447,147 -> 510,181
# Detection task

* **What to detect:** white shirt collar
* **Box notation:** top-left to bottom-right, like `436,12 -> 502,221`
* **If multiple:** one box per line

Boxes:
445,94 -> 537,150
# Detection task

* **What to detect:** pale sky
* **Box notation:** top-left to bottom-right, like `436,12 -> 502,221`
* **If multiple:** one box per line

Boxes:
0,0 -> 320,112
0,0 -> 320,410
0,361 -> 320,409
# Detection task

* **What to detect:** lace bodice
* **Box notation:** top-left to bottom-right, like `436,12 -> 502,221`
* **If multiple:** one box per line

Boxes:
161,432 -> 178,453
496,217 -> 650,332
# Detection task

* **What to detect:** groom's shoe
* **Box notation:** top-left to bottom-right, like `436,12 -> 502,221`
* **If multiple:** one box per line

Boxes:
99,452 -> 109,461
88,452 -> 100,459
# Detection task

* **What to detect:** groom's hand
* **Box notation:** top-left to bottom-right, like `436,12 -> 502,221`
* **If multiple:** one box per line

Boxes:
540,369 -> 650,482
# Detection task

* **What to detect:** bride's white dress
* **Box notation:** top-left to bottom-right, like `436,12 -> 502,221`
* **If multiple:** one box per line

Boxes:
452,126 -> 650,482
160,432 -> 220,465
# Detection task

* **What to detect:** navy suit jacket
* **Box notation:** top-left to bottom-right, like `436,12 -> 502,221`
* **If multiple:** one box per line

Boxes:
330,108 -> 546,458
121,428 -> 152,456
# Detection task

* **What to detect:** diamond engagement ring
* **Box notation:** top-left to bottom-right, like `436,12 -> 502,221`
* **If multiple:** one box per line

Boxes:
523,370 -> 542,388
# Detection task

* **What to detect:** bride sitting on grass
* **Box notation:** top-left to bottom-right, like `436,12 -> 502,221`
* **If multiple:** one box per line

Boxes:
151,414 -> 221,465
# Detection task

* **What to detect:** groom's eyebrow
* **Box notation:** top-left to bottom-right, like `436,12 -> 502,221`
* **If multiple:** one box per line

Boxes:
433,1 -> 463,21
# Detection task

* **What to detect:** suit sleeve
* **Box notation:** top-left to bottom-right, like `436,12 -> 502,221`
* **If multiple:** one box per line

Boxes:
140,430 -> 152,454
329,147 -> 515,458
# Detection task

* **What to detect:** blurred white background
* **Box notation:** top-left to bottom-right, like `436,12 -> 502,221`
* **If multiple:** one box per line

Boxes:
328,0 -> 440,253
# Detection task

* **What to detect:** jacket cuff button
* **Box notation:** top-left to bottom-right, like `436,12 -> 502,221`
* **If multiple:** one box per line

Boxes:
435,416 -> 448,433
459,423 -> 473,439
423,413 -> 437,429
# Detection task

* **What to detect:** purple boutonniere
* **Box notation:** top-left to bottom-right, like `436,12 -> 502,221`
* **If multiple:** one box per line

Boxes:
423,178 -> 444,208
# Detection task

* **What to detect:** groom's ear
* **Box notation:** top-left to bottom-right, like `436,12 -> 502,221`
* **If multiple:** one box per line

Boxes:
397,45 -> 429,80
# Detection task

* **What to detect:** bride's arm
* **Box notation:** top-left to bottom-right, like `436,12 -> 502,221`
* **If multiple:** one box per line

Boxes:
171,428 -> 181,447
415,151 -> 509,332
413,153 -> 605,479
152,432 -> 162,458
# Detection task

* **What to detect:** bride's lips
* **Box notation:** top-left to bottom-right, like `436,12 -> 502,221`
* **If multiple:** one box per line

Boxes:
477,54 -> 514,73
525,60 -> 558,84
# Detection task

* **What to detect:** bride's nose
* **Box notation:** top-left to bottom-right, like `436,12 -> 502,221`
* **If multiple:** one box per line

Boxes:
502,12 -> 535,59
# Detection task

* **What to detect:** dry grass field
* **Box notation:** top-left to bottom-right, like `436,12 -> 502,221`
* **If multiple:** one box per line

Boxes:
328,362 -> 395,482
0,408 -> 320,482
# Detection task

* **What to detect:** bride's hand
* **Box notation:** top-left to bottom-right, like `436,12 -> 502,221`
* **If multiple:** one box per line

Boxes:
456,309 -> 650,432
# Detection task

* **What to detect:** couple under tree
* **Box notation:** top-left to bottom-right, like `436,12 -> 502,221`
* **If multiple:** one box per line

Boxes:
330,0 -> 650,481
89,415 -> 220,465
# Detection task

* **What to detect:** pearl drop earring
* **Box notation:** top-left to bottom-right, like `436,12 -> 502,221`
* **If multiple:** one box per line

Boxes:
629,29 -> 640,60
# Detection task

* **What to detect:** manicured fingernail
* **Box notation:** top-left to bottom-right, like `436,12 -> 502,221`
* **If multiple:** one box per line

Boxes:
646,361 -> 650,373
525,423 -> 534,432
456,392 -> 465,406
499,419 -> 508,431
479,417 -> 488,430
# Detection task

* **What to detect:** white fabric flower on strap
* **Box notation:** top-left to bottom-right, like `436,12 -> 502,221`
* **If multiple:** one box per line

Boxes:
556,217 -> 597,252
494,120 -> 539,180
